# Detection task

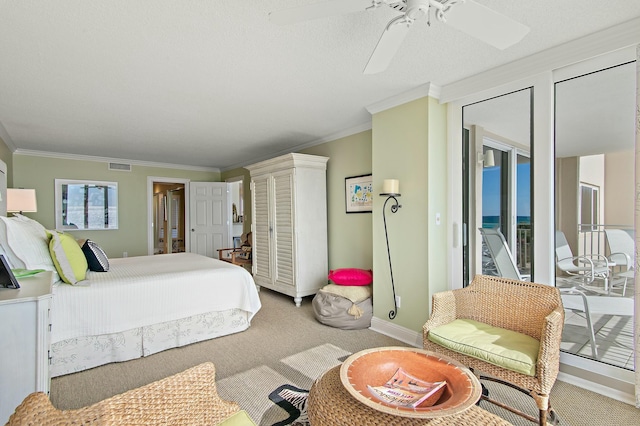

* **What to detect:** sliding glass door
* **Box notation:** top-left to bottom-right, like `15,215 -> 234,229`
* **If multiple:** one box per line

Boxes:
462,88 -> 533,283
555,61 -> 636,369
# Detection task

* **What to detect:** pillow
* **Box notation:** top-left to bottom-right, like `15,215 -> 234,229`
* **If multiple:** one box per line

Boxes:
49,231 -> 88,284
0,215 -> 56,272
81,239 -> 110,272
319,283 -> 372,304
328,268 -> 373,286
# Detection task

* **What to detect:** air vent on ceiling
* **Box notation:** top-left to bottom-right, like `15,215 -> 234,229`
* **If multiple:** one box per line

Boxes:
108,162 -> 132,172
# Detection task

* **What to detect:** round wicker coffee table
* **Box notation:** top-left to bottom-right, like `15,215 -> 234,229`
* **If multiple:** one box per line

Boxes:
307,366 -> 511,426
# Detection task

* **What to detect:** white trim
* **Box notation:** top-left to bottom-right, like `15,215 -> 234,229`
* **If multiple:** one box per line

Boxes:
366,82 -> 442,114
440,17 -> 640,103
559,352 -> 635,405
557,371 -> 635,405
147,176 -> 191,256
14,149 -> 220,173
369,317 -> 422,348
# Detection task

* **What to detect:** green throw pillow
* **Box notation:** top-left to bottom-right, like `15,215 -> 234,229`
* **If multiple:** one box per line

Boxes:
428,318 -> 539,376
49,231 -> 88,285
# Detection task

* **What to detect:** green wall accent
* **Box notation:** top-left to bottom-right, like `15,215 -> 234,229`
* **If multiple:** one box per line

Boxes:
224,132 -> 374,272
12,155 -> 220,258
371,96 -> 448,332
0,137 -> 13,187
301,131 -> 373,270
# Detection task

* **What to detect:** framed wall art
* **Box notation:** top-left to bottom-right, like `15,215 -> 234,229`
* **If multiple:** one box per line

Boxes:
345,174 -> 373,213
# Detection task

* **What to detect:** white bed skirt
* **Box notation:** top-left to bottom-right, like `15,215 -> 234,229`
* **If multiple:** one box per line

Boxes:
50,308 -> 250,377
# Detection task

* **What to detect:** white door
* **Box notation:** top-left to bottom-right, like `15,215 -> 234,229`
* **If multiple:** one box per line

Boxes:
189,182 -> 230,258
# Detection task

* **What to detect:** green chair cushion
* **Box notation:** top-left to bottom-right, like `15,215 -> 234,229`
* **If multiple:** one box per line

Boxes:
218,410 -> 257,426
428,318 -> 539,376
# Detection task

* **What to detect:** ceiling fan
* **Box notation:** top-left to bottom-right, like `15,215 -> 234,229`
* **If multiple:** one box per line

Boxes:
269,0 -> 530,74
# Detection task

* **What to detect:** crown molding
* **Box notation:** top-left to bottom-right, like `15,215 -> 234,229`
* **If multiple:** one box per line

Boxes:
366,82 -> 442,115
221,121 -> 372,172
14,149 -> 220,173
440,16 -> 640,104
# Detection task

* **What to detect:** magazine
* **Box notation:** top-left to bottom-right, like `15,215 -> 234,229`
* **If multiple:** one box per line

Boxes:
367,368 -> 447,408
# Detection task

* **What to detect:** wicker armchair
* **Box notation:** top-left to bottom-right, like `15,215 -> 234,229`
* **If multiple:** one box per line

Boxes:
423,275 -> 564,426
6,362 -> 247,426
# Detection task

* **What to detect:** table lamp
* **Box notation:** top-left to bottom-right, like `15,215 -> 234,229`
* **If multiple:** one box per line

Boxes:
7,188 -> 37,215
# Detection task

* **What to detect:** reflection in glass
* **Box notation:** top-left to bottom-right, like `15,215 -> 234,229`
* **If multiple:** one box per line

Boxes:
555,61 -> 636,370
463,88 -> 533,282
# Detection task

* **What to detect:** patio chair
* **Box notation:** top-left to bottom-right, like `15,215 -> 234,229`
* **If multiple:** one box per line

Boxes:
555,230 -> 610,290
480,228 -> 630,361
479,227 -> 528,280
605,228 -> 635,296
423,275 -> 564,426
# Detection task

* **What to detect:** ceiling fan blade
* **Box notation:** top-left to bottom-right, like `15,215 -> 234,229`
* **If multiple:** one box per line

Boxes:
444,0 -> 529,50
364,16 -> 413,75
269,0 -> 374,25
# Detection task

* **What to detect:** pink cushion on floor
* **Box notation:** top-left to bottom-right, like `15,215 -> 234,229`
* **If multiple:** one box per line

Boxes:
328,268 -> 373,286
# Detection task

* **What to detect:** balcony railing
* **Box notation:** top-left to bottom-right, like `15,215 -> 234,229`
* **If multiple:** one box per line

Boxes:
577,224 -> 633,259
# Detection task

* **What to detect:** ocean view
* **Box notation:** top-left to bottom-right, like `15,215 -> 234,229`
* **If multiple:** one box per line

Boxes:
482,216 -> 531,228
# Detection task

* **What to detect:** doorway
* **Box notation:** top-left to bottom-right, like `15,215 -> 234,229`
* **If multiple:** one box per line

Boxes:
153,182 -> 186,254
147,177 -> 190,256
554,60 -> 636,369
462,88 -> 533,284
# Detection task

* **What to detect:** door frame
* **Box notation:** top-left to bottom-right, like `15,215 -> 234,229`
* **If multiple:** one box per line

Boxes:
147,176 -> 191,255
446,47 -> 637,403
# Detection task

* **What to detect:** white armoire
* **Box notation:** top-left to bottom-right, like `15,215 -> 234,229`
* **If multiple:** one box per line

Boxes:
246,153 -> 329,306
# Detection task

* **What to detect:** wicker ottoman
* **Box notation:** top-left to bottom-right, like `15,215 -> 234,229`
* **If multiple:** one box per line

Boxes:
307,366 -> 511,426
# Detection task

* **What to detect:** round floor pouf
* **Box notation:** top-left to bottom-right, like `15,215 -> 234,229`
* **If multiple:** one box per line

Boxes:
312,291 -> 372,330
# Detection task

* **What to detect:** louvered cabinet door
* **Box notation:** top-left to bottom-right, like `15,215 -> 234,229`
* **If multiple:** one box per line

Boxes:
272,170 -> 295,288
251,174 -> 272,284
246,153 -> 328,307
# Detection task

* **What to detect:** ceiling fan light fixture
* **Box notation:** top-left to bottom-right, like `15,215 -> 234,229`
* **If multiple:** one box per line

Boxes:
405,0 -> 430,20
269,0 -> 529,74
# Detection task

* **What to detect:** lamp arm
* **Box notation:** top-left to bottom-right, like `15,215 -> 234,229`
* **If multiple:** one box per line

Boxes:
382,195 -> 401,319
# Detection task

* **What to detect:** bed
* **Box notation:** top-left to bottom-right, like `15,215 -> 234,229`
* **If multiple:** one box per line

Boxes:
0,213 -> 261,377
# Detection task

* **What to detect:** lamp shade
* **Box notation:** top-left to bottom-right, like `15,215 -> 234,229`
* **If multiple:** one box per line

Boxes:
7,188 -> 37,213
381,179 -> 400,195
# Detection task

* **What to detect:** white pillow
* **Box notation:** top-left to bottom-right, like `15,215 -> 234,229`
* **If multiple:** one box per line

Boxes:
0,216 -> 26,269
0,216 -> 57,273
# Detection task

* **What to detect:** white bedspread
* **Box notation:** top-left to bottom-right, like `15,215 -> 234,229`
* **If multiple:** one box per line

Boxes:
51,253 -> 261,343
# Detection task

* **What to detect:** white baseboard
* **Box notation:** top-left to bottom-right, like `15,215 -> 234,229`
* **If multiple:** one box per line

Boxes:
369,317 -> 637,406
557,371 -> 635,405
369,317 -> 422,348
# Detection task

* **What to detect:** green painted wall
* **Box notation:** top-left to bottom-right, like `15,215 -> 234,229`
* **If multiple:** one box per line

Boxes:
301,131 -> 373,270
371,96 -> 448,332
12,154 -> 220,258
224,131 -> 374,272
0,137 -> 13,187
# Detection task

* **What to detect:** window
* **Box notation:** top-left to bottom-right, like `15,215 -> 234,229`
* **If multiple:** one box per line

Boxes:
580,184 -> 599,231
55,179 -> 118,230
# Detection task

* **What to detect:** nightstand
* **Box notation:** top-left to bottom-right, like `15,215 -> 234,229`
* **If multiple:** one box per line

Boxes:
0,271 -> 54,424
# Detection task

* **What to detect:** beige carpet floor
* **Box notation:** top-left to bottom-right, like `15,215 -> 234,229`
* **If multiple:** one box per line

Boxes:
51,288 -> 640,425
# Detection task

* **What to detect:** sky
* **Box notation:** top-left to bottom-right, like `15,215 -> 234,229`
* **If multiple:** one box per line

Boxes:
482,163 -> 530,217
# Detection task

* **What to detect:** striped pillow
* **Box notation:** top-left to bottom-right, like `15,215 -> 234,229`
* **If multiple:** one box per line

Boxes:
81,239 -> 110,272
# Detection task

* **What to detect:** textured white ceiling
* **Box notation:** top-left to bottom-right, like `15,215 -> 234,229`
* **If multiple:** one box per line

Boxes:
1,1 -> 639,170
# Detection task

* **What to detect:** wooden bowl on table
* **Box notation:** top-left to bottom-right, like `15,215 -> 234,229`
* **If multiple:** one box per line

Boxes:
339,346 -> 482,419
